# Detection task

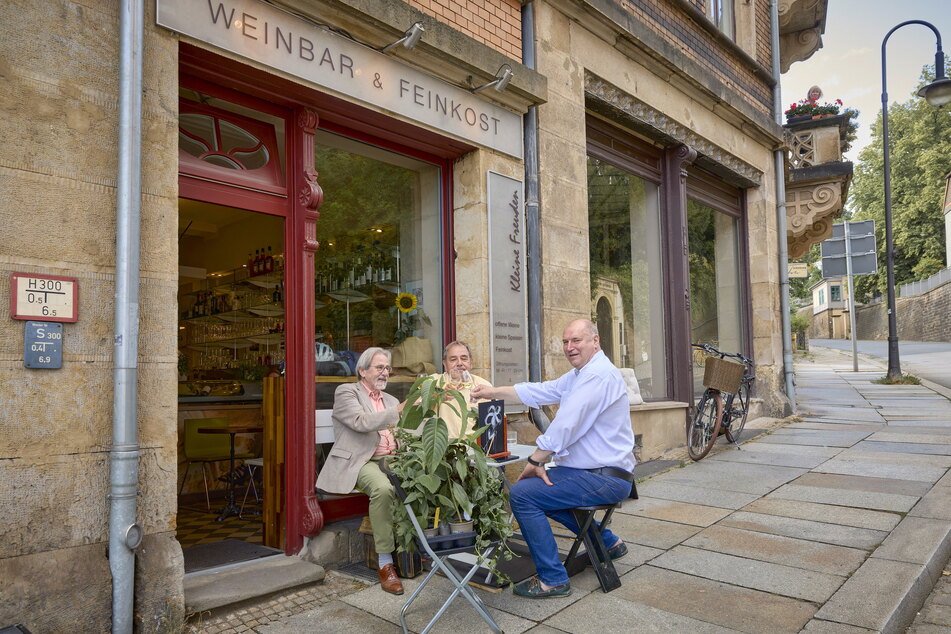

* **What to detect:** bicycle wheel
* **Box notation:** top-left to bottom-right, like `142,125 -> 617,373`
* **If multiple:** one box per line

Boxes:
687,390 -> 722,461
724,382 -> 751,444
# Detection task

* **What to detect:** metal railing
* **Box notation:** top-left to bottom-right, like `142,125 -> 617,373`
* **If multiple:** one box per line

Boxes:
899,267 -> 951,298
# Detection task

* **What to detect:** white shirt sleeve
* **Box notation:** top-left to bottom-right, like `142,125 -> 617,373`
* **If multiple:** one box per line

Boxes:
534,372 -> 607,455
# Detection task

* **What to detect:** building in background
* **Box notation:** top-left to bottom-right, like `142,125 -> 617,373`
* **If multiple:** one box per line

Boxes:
0,0 -> 826,629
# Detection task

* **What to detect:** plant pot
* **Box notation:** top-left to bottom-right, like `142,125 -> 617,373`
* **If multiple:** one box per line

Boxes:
786,115 -> 812,124
423,527 -> 439,544
449,520 -> 475,548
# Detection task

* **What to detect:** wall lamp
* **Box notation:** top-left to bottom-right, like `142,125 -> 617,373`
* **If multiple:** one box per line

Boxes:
471,65 -> 514,94
381,22 -> 425,53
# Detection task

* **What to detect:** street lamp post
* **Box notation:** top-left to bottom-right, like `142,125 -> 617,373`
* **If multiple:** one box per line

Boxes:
880,21 -> 951,381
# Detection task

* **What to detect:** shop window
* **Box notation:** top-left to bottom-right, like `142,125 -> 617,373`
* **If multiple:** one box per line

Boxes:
688,199 -> 742,398
312,131 -> 443,409
707,0 -> 735,40
830,285 -> 842,302
587,156 -> 668,400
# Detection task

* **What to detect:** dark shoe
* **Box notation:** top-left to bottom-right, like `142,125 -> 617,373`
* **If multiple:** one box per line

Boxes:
607,540 -> 628,560
378,563 -> 404,595
513,576 -> 571,598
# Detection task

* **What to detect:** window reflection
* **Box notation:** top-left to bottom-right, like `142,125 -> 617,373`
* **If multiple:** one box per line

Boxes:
587,156 -> 667,399
313,132 -> 442,407
688,199 -> 742,398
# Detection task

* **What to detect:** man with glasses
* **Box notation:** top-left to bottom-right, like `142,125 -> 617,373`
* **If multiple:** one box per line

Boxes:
316,347 -> 406,595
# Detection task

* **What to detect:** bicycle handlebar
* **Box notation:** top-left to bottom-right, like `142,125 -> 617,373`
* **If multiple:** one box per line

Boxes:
691,342 -> 752,367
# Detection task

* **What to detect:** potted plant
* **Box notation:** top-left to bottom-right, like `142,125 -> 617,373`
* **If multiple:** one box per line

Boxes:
388,375 -> 514,575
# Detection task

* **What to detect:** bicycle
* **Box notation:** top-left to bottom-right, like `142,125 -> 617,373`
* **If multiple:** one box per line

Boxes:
687,343 -> 755,461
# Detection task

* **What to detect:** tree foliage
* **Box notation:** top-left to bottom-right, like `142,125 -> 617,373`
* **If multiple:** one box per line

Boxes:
849,59 -> 951,300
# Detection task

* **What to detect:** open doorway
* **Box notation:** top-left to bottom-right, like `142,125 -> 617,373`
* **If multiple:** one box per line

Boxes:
176,199 -> 285,572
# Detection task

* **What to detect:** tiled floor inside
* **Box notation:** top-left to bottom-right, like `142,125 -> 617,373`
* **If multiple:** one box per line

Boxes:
177,503 -> 264,547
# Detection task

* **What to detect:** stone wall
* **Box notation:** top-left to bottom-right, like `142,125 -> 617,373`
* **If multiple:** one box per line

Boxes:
0,0 -> 183,630
855,280 -> 951,342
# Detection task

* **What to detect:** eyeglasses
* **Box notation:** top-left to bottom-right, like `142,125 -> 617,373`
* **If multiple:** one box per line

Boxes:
371,364 -> 392,373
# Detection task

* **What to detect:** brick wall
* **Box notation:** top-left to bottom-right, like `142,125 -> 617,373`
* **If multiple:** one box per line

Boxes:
406,0 -> 523,62
855,281 -> 951,342
754,0 -> 772,68
620,0 -> 772,115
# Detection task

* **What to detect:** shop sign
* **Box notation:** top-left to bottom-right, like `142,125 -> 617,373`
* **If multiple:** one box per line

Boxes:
10,272 -> 78,323
157,0 -> 524,159
487,171 -> 527,410
788,263 -> 809,278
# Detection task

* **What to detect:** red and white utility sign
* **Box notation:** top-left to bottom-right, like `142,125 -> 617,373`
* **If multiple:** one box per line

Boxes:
10,273 -> 78,323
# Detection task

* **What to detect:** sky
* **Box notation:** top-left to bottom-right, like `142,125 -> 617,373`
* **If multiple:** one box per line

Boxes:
781,0 -> 950,166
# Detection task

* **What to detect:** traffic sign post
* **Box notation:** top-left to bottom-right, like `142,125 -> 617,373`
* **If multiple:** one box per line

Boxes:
820,221 -> 876,372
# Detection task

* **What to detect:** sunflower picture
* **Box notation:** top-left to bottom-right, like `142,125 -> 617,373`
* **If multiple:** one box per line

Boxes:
395,292 -> 418,313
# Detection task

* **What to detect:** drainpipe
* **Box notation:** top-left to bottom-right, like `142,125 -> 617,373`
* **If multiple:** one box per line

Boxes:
770,0 -> 796,411
522,2 -> 541,384
109,0 -> 144,631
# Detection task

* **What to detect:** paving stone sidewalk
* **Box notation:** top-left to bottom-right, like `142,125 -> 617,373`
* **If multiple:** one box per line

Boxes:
194,346 -> 951,633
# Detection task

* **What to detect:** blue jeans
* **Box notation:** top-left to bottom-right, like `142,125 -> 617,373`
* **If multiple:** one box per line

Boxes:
509,467 -> 631,587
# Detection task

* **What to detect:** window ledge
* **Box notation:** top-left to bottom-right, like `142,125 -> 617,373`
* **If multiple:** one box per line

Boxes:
632,400 -> 689,412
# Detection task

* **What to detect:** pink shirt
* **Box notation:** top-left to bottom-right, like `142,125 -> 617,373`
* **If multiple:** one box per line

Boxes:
363,382 -> 396,456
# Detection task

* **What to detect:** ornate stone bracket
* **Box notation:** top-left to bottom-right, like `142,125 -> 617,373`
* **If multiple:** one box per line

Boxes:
786,180 -> 843,258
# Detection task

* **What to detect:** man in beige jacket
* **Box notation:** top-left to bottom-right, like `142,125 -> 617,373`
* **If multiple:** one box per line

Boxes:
315,347 -> 405,595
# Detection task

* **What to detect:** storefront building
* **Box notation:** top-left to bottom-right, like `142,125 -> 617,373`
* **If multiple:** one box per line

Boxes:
0,0 -> 823,630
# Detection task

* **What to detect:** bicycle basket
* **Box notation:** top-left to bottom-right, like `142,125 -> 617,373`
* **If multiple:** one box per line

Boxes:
702,357 -> 744,393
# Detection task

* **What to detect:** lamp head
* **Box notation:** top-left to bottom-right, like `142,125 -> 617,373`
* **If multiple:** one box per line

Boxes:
403,22 -> 425,50
494,66 -> 513,92
918,77 -> 951,107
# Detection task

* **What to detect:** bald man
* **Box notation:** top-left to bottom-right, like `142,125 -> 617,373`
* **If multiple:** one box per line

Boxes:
472,319 -> 637,599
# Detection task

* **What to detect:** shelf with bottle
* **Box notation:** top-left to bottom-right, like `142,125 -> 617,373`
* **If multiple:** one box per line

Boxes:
181,317 -> 286,349
246,245 -> 283,278
182,277 -> 284,322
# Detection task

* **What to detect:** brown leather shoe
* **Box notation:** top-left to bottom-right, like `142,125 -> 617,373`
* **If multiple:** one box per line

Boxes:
378,563 -> 404,595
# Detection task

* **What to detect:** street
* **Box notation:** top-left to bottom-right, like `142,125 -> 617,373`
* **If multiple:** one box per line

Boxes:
811,339 -> 951,391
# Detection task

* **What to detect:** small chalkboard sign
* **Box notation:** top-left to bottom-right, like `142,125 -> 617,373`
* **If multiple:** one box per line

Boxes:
478,399 -> 508,458
24,321 -> 63,369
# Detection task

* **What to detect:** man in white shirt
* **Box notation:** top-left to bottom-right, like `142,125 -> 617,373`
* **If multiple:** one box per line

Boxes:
472,319 -> 639,598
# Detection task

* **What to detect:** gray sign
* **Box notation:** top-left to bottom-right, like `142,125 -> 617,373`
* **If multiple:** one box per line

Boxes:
24,321 -> 63,369
821,220 -> 878,277
487,171 -> 527,410
156,0 -> 523,158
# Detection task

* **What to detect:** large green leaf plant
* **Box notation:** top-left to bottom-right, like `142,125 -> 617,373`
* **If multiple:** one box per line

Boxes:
388,375 -> 515,576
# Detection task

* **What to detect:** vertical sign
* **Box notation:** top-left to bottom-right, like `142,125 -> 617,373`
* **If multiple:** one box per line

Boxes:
487,172 -> 527,410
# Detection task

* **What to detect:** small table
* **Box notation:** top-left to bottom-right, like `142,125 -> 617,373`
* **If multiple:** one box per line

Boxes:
198,424 -> 262,522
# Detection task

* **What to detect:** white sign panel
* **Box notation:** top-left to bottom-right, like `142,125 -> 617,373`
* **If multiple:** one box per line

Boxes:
157,0 -> 523,159
788,262 -> 809,278
10,273 -> 78,323
487,172 -> 527,410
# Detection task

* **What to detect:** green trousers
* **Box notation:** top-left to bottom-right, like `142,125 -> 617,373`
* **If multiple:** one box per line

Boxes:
356,456 -> 396,553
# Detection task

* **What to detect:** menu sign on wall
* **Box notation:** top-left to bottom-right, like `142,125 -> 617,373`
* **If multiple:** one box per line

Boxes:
157,0 -> 523,159
487,172 -> 527,410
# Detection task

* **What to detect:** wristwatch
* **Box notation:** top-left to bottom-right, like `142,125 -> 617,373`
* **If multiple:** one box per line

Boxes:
527,456 -> 545,467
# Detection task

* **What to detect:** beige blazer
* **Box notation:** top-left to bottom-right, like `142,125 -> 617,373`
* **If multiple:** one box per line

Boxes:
315,381 -> 400,494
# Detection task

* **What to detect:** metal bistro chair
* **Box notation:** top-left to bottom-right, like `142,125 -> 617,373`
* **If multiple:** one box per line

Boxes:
380,461 -> 503,634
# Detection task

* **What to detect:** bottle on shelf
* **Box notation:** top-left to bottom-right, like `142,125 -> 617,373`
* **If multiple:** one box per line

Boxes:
251,249 -> 260,276
265,246 -> 274,274
247,252 -> 254,274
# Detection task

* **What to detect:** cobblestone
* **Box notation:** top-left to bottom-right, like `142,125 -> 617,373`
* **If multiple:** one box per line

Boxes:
908,567 -> 951,633
183,571 -> 370,633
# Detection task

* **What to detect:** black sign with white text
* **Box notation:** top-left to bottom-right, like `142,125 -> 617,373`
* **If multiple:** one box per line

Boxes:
24,321 -> 63,369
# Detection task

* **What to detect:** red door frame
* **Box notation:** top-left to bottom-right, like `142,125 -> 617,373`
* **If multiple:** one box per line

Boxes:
179,44 -> 461,554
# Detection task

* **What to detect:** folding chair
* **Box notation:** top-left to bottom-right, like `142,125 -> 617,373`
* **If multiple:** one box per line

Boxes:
380,462 -> 503,634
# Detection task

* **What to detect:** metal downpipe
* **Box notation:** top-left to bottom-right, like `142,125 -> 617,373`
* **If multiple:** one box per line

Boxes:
770,0 -> 796,411
109,0 -> 144,631
522,1 -> 542,384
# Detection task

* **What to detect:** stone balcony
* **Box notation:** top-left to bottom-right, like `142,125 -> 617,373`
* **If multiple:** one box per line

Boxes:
778,0 -> 828,72
784,113 -> 854,259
